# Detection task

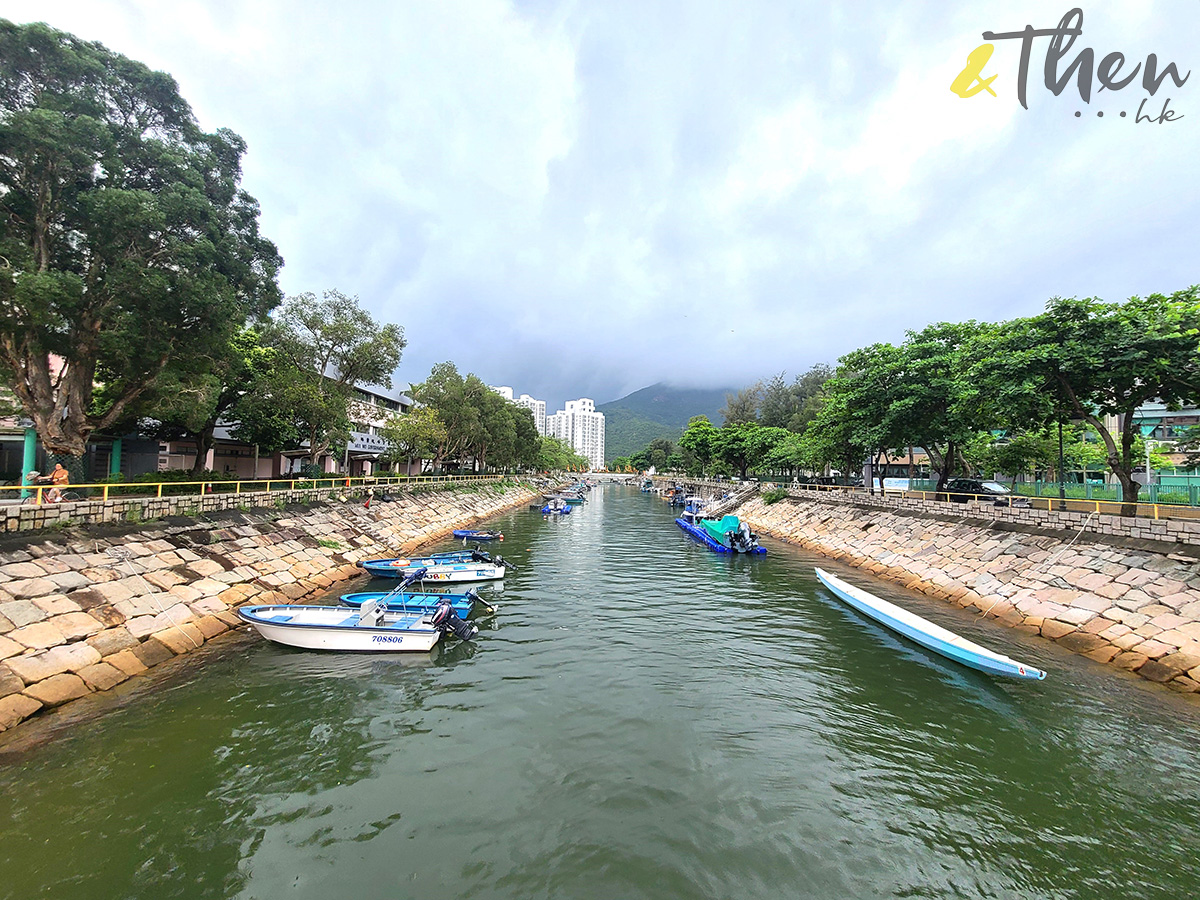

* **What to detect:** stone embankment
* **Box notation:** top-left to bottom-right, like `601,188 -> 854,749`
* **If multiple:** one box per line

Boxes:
0,481 -> 538,736
737,492 -> 1200,695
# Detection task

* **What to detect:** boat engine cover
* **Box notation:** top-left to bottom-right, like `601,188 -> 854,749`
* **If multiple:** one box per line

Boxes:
431,599 -> 478,641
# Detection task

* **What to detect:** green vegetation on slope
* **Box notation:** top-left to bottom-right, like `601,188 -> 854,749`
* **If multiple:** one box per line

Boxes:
598,383 -> 732,460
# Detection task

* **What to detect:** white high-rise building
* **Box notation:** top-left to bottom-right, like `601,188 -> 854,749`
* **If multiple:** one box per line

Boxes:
489,385 -> 547,435
517,394 -> 546,435
547,398 -> 605,470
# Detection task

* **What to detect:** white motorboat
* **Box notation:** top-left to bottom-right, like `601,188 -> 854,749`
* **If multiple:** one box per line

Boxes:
237,596 -> 478,652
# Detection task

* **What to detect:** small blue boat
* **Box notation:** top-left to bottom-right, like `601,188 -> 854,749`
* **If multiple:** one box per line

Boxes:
359,550 -> 512,582
452,529 -> 503,540
814,567 -> 1046,680
542,498 -> 572,515
340,588 -> 488,618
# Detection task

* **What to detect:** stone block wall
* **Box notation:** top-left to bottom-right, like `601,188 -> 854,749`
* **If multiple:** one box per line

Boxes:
0,482 -> 538,736
2,478 -> 512,534
737,494 -> 1200,695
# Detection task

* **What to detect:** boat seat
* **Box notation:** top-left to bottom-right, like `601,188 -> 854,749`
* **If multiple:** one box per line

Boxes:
338,615 -> 359,627
265,615 -> 293,623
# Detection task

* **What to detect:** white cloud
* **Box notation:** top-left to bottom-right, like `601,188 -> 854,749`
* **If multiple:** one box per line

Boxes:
4,0 -> 1198,407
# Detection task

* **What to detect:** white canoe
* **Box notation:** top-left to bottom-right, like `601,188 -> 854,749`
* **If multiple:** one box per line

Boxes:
237,604 -> 443,652
814,567 -> 1046,680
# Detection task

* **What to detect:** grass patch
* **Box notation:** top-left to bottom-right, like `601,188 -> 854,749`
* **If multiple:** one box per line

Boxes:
315,537 -> 342,549
761,487 -> 790,505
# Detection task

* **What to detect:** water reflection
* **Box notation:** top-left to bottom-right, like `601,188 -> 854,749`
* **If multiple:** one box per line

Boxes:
1,486 -> 1199,899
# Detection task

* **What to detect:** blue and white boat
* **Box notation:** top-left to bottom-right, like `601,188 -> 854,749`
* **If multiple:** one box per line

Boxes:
814,567 -> 1046,680
237,596 -> 478,652
340,590 -> 483,617
452,529 -> 503,541
675,507 -> 765,554
542,497 -> 572,515
359,550 -> 510,582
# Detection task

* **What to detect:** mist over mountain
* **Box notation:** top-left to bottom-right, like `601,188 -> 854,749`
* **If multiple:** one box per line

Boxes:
598,383 -> 733,461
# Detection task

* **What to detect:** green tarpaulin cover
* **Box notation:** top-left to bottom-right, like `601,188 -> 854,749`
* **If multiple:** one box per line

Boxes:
701,515 -> 741,542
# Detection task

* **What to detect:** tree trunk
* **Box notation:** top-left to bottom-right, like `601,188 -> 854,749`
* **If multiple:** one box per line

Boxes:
190,425 -> 216,475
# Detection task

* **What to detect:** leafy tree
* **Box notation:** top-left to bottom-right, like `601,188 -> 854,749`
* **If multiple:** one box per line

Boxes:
138,329 -> 282,474
646,437 -> 674,470
788,364 -> 833,432
759,430 -> 810,478
511,406 -> 541,470
713,422 -> 762,479
720,384 -> 761,425
1175,426 -> 1200,470
679,415 -> 718,474
379,406 -> 446,473
538,435 -> 588,471
823,323 -> 988,491
972,428 -> 1058,481
0,21 -> 283,473
800,392 -> 866,483
266,290 -> 405,466
413,362 -> 478,469
757,365 -> 833,432
985,289 -> 1200,514
757,373 -> 792,429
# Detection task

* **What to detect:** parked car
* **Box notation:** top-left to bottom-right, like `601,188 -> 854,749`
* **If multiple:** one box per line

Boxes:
943,478 -> 1018,505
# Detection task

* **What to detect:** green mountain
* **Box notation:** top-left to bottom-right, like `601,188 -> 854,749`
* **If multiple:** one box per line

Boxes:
598,383 -> 733,461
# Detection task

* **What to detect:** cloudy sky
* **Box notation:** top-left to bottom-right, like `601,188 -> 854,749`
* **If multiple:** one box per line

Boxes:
4,1 -> 1198,409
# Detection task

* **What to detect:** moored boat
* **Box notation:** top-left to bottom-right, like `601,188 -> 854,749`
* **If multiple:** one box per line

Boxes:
814,567 -> 1046,680
339,588 -> 485,618
675,508 -> 765,554
542,497 -> 572,515
452,529 -> 503,541
359,551 -> 510,582
237,596 -> 478,652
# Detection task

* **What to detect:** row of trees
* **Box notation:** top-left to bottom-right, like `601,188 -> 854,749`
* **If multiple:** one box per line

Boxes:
404,362 -> 588,473
624,291 -> 1200,517
0,22 -> 582,479
809,291 -> 1200,514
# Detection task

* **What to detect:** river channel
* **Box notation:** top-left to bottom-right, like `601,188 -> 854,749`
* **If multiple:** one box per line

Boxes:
2,485 -> 1199,899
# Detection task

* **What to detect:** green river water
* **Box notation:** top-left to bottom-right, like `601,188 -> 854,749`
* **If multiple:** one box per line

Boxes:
2,485 -> 1199,899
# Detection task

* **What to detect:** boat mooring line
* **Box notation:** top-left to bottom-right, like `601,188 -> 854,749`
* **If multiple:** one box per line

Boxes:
976,511 -> 1098,619
105,546 -> 201,648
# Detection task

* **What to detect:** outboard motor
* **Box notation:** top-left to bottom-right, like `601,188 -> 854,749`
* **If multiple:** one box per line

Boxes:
493,554 -> 516,572
431,599 -> 478,642
470,549 -> 492,563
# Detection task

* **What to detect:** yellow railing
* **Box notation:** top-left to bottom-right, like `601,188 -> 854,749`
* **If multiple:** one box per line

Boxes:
1,473 -> 511,505
890,489 -> 1200,520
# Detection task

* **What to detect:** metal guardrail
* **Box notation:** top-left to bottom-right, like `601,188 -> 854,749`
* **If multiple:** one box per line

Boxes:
2,473 -> 510,506
767,482 -> 1200,521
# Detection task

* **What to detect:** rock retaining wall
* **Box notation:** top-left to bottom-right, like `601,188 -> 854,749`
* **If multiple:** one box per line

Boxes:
0,481 -> 538,736
737,493 -> 1200,695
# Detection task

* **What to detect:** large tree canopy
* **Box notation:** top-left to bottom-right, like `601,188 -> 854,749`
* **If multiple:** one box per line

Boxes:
265,289 -> 406,465
983,290 -> 1200,513
0,20 -> 282,459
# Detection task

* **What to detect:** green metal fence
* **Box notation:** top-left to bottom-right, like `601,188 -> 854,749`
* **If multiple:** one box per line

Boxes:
909,479 -> 1200,507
